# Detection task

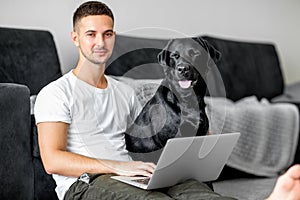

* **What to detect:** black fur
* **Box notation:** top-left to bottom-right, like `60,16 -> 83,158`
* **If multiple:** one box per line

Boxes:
125,37 -> 221,153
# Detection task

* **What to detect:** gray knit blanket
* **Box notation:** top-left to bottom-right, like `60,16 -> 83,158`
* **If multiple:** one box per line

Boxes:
112,76 -> 299,176
205,96 -> 299,177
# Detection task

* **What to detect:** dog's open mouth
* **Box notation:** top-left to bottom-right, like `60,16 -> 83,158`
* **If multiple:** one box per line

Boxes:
178,80 -> 193,89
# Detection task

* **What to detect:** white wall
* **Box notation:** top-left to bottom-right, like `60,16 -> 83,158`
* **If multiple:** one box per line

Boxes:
0,0 -> 299,84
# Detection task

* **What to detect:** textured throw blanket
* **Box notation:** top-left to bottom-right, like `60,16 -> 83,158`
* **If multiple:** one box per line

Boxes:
205,96 -> 299,177
113,76 -> 299,176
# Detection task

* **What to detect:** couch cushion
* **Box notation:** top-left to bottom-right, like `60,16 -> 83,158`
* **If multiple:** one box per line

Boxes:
0,27 -> 62,95
203,36 -> 284,101
0,83 -> 34,200
33,158 -> 58,200
213,177 -> 277,200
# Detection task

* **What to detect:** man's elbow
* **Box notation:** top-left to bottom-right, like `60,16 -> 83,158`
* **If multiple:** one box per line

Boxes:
44,165 -> 56,175
42,160 -> 58,175
40,152 -> 61,175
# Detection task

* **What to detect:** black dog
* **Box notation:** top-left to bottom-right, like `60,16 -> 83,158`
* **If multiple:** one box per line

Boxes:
125,37 -> 221,155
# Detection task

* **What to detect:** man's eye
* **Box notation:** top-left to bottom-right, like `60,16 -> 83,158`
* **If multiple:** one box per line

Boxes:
87,33 -> 95,37
104,32 -> 113,38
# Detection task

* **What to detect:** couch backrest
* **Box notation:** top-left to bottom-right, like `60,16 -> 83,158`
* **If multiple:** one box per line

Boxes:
106,34 -> 168,79
107,35 -> 284,101
203,36 -> 284,101
0,27 -> 62,95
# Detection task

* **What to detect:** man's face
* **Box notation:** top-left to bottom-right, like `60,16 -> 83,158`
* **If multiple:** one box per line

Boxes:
72,15 -> 115,65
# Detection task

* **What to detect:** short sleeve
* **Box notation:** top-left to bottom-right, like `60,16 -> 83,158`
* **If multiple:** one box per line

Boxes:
128,92 -> 142,126
34,84 -> 71,124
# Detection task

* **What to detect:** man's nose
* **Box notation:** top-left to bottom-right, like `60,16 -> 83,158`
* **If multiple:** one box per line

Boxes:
95,35 -> 105,47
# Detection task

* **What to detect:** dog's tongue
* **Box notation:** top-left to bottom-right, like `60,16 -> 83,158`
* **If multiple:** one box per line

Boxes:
178,80 -> 192,89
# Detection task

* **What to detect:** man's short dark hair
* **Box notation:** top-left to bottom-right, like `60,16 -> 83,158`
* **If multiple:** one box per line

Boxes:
73,1 -> 114,31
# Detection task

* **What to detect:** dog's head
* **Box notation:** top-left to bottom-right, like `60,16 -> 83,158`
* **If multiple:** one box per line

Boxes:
158,37 -> 221,89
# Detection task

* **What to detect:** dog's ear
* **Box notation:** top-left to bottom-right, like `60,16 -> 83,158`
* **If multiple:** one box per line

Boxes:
157,39 -> 173,66
206,40 -> 221,63
157,49 -> 168,66
193,37 -> 221,63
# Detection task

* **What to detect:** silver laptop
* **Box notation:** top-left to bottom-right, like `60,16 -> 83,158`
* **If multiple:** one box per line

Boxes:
111,132 -> 240,190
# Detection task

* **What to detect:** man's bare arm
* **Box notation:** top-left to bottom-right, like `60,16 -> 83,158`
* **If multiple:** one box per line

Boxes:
38,122 -> 155,178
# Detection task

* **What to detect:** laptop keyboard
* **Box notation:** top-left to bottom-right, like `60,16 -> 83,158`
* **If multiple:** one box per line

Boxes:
132,177 -> 150,185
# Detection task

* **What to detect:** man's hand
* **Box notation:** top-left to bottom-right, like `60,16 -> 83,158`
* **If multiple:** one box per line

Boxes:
38,122 -> 156,178
103,160 -> 156,177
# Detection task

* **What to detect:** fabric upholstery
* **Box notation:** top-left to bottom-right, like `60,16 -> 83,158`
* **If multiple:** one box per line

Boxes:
107,35 -> 284,102
33,158 -> 57,200
106,35 -> 168,79
0,83 -> 34,200
0,27 -> 62,95
0,27 -> 61,200
213,177 -> 277,200
202,36 -> 284,101
0,27 -> 298,200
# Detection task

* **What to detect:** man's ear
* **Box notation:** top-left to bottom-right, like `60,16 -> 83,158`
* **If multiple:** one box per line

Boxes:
71,31 -> 79,47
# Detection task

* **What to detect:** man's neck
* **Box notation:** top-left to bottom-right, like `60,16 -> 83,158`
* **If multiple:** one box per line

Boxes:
73,61 -> 107,89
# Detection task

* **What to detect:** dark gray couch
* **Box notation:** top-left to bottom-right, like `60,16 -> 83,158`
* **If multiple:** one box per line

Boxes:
0,27 -> 61,200
1,27 -> 299,200
107,34 -> 300,200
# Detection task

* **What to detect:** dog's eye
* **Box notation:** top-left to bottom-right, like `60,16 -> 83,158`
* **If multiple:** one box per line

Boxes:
189,50 -> 200,57
171,52 -> 180,59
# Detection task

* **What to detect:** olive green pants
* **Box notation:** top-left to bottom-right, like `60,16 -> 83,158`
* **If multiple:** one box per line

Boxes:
64,173 -> 236,200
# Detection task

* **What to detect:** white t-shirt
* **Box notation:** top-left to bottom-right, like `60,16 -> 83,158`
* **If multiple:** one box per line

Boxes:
34,71 -> 141,200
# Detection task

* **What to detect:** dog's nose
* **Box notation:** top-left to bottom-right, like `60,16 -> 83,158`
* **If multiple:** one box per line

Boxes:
177,65 -> 190,74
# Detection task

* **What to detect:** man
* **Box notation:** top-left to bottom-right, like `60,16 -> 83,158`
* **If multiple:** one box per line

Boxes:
35,1 -> 156,199
35,1 -> 300,200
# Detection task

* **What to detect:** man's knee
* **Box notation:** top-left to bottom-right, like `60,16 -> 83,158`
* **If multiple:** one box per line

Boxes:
65,174 -> 172,200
